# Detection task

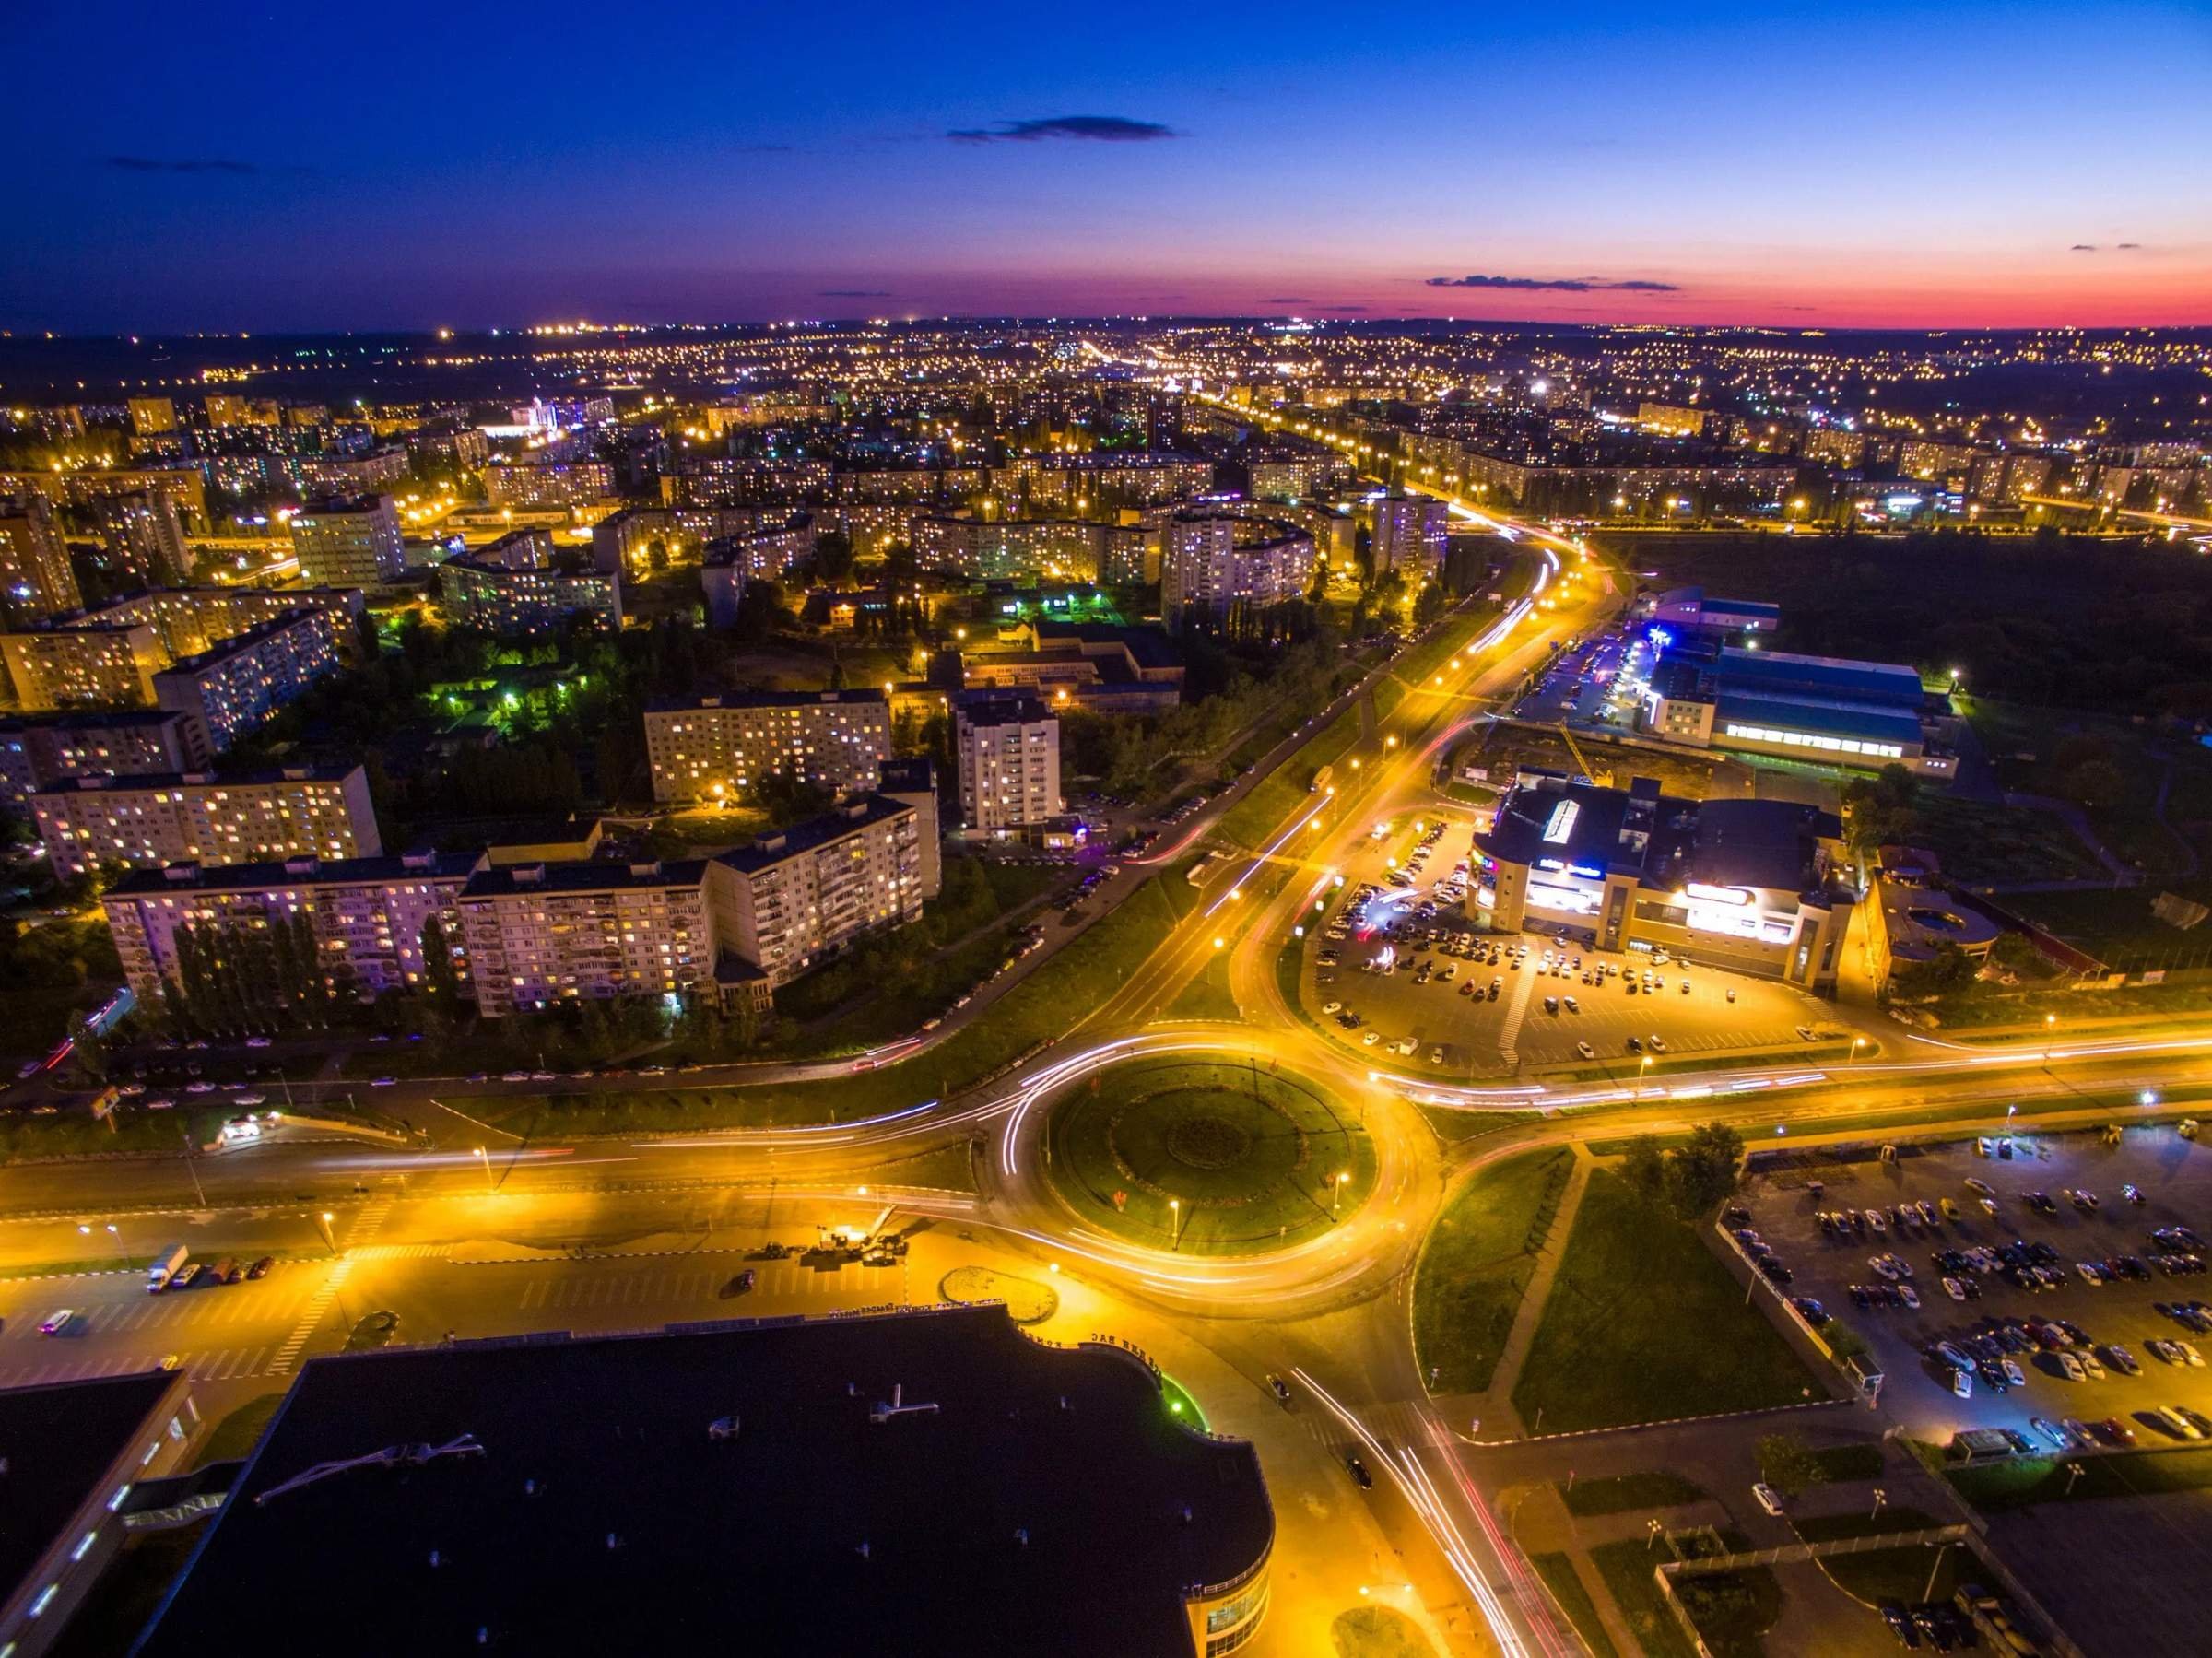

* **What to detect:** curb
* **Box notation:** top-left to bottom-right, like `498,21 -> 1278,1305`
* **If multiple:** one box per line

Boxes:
1464,1394 -> 1847,1448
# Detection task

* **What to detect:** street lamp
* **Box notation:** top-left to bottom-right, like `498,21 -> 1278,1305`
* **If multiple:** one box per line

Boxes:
1851,1036 -> 1867,1065
1169,1198 -> 1183,1251
1334,1171 -> 1350,1215
316,1210 -> 337,1257
474,1145 -> 494,1193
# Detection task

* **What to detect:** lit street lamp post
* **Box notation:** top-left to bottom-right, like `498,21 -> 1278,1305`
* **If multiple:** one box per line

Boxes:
315,1210 -> 338,1257
1169,1198 -> 1182,1252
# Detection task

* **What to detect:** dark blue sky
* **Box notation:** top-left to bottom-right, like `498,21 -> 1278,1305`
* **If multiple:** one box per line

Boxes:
4,0 -> 2206,332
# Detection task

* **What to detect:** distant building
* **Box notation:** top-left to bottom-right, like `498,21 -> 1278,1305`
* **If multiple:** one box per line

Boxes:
0,493 -> 81,618
1636,402 -> 1710,438
0,1369 -> 203,1658
438,529 -> 622,635
1159,510 -> 1314,633
1641,586 -> 1781,644
1369,492 -> 1448,574
126,395 -> 179,436
700,515 -> 815,625
642,689 -> 892,805
151,609 -> 344,754
103,850 -> 480,1006
90,490 -> 190,586
289,495 -> 405,587
31,764 -> 379,881
130,1306 -> 1274,1658
1474,774 -> 1855,991
954,691 -> 1061,832
911,515 -> 1110,582
483,456 -> 615,511
704,792 -> 936,991
0,709 -> 203,809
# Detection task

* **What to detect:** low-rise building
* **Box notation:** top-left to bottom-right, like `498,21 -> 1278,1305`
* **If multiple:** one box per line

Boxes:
954,691 -> 1061,832
642,689 -> 892,805
1636,641 -> 1954,779
705,792 -> 936,990
31,764 -> 379,881
437,529 -> 622,634
102,850 -> 479,1006
1473,773 -> 1854,991
151,608 -> 345,754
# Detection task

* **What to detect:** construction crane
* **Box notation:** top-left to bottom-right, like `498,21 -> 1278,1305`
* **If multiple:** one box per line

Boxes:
1553,722 -> 1611,788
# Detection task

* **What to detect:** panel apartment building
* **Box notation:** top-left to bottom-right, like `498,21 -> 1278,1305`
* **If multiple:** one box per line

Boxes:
31,764 -> 380,881
642,689 -> 893,805
0,492 -> 84,617
151,609 -> 345,754
0,710 -> 202,810
288,495 -> 406,586
437,529 -> 623,635
953,692 -> 1061,832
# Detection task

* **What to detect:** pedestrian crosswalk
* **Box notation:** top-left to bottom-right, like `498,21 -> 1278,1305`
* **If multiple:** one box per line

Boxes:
347,1241 -> 449,1261
267,1262 -> 351,1377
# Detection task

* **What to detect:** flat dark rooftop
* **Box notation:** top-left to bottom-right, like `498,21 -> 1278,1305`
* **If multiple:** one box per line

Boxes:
1,1370 -> 177,1597
135,1306 -> 1271,1658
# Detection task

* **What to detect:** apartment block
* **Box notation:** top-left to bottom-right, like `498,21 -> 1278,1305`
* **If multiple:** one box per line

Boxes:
457,858 -> 712,1017
704,793 -> 936,990
0,710 -> 204,809
483,458 -> 616,511
151,609 -> 343,754
102,851 -> 479,1006
438,530 -> 623,635
1370,492 -> 1448,573
953,691 -> 1061,832
31,764 -> 379,881
0,493 -> 82,618
642,689 -> 892,805
1159,510 -> 1315,631
98,585 -> 368,660
0,621 -> 166,711
92,491 -> 190,586
289,495 -> 405,586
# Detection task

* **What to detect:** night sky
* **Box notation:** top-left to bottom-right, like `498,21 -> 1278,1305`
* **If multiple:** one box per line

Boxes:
4,0 -> 2206,334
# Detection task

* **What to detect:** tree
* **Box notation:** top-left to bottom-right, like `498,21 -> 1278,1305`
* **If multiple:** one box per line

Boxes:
1621,1134 -> 1667,1205
813,528 -> 856,587
421,914 -> 462,1004
1756,1432 -> 1830,1498
1840,762 -> 1919,856
1665,1122 -> 1746,1217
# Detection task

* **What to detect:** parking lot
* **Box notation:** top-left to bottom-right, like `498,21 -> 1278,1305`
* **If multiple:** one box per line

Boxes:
1736,1124 -> 2212,1451
1301,812 -> 1836,1074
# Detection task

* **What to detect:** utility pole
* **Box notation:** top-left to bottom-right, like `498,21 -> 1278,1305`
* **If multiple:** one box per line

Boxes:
180,1127 -> 206,1207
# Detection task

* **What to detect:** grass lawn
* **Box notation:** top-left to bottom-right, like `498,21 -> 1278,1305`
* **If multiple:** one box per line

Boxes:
1,1105 -> 224,1165
1164,949 -> 1240,1021
1330,1605 -> 1438,1658
471,873 -> 1190,1135
1560,1469 -> 1710,1516
1911,791 -> 2105,887
1808,1442 -> 1887,1482
1948,1446 -> 2212,1511
1674,1563 -> 1785,1658
938,1264 -> 1057,1324
192,1390 -> 286,1469
1588,1538 -> 1699,1658
1411,1148 -> 1572,1393
1043,1057 -> 1376,1254
1529,1552 -> 1620,1658
1821,1542 -> 1971,1608
1512,1170 -> 1820,1433
1414,1106 -> 1545,1147
872,1139 -> 979,1192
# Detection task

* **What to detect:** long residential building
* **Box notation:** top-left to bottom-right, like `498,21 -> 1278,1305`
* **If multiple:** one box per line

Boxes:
437,529 -> 623,634
642,688 -> 892,805
910,515 -> 1117,582
97,585 -> 367,660
0,710 -> 203,809
31,764 -> 380,881
953,691 -> 1061,832
483,457 -> 616,510
457,858 -> 712,1017
151,609 -> 345,754
1,620 -> 167,711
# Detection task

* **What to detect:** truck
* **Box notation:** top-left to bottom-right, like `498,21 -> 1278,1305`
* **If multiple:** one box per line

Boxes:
1308,763 -> 1334,794
147,1244 -> 189,1294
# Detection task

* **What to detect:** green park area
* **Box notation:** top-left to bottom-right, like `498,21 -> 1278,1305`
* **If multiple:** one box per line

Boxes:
1947,1446 -> 2212,1511
1529,1553 -> 1619,1658
1411,1148 -> 1572,1393
1512,1170 -> 1818,1433
1041,1058 -> 1376,1254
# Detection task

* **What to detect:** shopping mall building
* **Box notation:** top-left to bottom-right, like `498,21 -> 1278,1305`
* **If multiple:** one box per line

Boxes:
1472,773 -> 1857,992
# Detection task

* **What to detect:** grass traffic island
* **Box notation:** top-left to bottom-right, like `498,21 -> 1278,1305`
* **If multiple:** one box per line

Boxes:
1411,1147 -> 1572,1393
937,1265 -> 1059,1325
1512,1170 -> 1820,1434
1042,1057 -> 1377,1255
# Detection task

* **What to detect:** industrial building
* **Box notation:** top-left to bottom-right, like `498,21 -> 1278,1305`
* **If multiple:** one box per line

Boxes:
1636,641 -> 1956,780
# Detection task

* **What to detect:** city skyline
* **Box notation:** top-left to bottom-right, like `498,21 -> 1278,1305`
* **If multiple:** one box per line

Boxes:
4,0 -> 2207,333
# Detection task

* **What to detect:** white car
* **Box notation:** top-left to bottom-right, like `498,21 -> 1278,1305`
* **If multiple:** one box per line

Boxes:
1322,1001 -> 1343,1015
39,1309 -> 73,1335
2056,1350 -> 2086,1381
1751,1482 -> 1784,1516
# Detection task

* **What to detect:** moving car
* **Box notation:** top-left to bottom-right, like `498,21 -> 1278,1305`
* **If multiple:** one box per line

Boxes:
39,1309 -> 73,1335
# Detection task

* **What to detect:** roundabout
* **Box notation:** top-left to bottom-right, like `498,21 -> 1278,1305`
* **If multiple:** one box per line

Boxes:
1040,1056 -> 1379,1254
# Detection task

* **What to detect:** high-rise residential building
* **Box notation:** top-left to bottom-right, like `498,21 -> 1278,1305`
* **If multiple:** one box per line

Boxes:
31,764 -> 380,881
703,793 -> 937,991
1370,492 -> 1448,574
699,517 -> 815,624
0,493 -> 83,618
102,851 -> 479,1007
289,495 -> 405,586
92,490 -> 190,586
95,585 -> 367,661
0,620 -> 167,711
437,529 -> 623,635
456,858 -> 712,1017
0,710 -> 202,809
909,515 -> 1109,582
151,609 -> 344,754
1159,510 -> 1315,632
642,689 -> 892,805
126,396 -> 179,437
0,467 -> 207,529
877,756 -> 943,901
953,691 -> 1061,832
